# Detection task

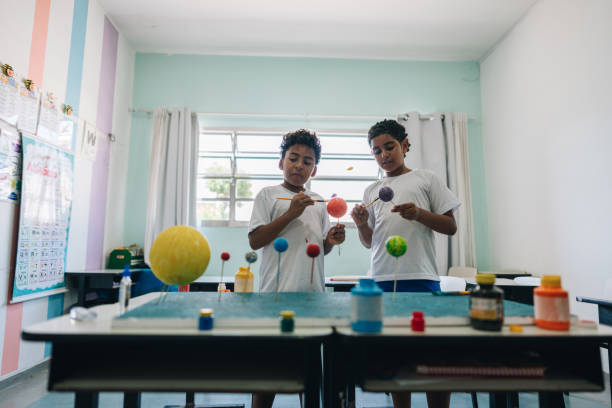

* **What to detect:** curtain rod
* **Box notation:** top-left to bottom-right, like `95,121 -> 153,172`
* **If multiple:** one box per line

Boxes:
128,109 -> 459,121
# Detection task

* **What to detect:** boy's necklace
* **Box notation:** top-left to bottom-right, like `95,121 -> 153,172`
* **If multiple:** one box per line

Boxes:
282,181 -> 305,193
386,167 -> 411,177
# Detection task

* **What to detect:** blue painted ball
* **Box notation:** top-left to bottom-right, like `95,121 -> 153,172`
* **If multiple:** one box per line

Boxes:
273,237 -> 289,253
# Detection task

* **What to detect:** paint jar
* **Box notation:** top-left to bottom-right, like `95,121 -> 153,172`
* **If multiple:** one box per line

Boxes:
469,273 -> 504,331
280,310 -> 295,332
199,308 -> 214,330
411,311 -> 425,332
234,266 -> 254,293
534,275 -> 570,331
351,278 -> 383,333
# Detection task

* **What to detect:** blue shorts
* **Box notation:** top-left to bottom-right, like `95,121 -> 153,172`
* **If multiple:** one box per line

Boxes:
376,279 -> 441,293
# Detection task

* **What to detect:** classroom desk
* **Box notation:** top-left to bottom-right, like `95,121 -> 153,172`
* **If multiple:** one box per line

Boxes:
485,270 -> 533,279
190,276 -> 236,292
64,269 -> 146,307
22,292 -> 611,408
330,324 -> 612,408
190,277 -> 360,292
22,293 -> 327,408
576,296 -> 612,403
466,277 -> 538,305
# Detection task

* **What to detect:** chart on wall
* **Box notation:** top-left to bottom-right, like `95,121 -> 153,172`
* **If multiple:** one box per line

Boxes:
11,135 -> 74,302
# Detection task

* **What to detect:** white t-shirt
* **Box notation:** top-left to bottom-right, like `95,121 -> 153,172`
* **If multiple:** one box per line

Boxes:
362,169 -> 460,282
249,185 -> 331,292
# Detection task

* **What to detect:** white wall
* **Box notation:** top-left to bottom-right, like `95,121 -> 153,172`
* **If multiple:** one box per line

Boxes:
103,32 -> 135,256
480,0 -> 612,368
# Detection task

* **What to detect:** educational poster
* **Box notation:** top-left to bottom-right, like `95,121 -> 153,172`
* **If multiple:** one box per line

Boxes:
0,65 -> 19,125
16,79 -> 40,134
81,121 -> 98,160
37,91 -> 60,144
0,124 -> 21,202
11,135 -> 73,302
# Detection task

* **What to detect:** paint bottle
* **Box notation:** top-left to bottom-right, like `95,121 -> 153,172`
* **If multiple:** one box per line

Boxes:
280,310 -> 295,332
534,275 -> 570,331
411,311 -> 425,332
234,266 -> 254,293
118,265 -> 131,315
469,273 -> 504,331
351,278 -> 383,333
199,308 -> 214,330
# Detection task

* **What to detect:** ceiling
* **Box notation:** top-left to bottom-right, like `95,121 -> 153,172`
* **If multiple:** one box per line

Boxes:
99,0 -> 539,61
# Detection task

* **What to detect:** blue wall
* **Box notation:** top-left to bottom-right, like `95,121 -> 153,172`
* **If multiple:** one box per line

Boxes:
125,54 -> 489,279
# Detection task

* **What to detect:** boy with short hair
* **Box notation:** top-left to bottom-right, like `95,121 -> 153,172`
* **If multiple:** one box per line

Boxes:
351,119 -> 459,408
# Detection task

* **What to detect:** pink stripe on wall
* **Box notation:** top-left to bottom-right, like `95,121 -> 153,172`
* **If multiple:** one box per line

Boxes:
1,0 -> 51,376
85,17 -> 119,269
1,303 -> 23,375
27,0 -> 51,85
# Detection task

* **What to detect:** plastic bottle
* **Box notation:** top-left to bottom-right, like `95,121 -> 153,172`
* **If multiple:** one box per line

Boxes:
234,266 -> 254,293
350,278 -> 383,333
534,275 -> 570,330
118,265 -> 132,315
469,273 -> 504,331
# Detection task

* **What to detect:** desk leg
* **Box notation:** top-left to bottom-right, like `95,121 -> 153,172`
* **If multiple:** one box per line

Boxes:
77,275 -> 86,307
608,342 -> 611,406
75,392 -> 99,408
488,392 -> 512,408
538,392 -> 565,408
123,392 -> 141,408
303,344 -> 321,408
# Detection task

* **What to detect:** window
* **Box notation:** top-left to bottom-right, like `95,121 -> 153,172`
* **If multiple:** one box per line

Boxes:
197,130 -> 381,226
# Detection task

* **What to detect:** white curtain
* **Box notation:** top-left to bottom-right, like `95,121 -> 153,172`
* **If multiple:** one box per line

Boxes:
144,108 -> 199,263
397,112 -> 476,275
444,113 -> 477,268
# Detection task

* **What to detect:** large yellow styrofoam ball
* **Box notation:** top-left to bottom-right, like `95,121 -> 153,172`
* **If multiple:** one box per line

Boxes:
149,226 -> 210,285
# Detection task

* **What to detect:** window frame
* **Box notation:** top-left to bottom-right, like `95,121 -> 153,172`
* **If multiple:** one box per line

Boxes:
197,129 -> 381,227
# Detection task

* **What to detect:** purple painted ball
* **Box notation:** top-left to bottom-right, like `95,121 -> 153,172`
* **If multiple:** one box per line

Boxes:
379,187 -> 394,202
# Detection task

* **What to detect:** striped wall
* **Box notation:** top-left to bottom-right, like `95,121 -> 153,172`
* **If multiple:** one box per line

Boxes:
0,0 -> 134,379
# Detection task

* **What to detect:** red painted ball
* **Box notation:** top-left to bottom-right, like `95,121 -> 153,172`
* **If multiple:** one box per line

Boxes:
306,243 -> 321,258
327,197 -> 347,219
220,252 -> 230,261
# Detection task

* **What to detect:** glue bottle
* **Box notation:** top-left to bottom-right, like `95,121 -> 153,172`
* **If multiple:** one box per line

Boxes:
118,265 -> 132,315
534,275 -> 570,330
234,266 -> 254,293
351,278 -> 383,333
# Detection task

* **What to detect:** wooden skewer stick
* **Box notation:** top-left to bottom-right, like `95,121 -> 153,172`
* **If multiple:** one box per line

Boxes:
276,197 -> 327,202
365,197 -> 379,208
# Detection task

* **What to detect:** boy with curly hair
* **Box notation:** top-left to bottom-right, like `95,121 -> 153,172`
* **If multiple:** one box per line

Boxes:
249,129 -> 345,293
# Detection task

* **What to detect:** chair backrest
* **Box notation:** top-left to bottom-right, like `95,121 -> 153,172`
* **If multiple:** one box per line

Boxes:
447,266 -> 477,278
604,278 -> 612,300
440,276 -> 467,292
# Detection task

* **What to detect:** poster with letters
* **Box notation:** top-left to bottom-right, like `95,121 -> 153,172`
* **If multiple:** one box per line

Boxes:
0,124 -> 21,202
11,135 -> 73,302
81,121 -> 97,160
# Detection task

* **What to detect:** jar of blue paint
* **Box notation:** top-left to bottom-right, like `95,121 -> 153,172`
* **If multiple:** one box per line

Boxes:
351,278 -> 383,333
199,308 -> 214,330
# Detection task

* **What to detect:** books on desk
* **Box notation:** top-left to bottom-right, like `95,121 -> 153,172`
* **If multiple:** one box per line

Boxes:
416,364 -> 545,378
